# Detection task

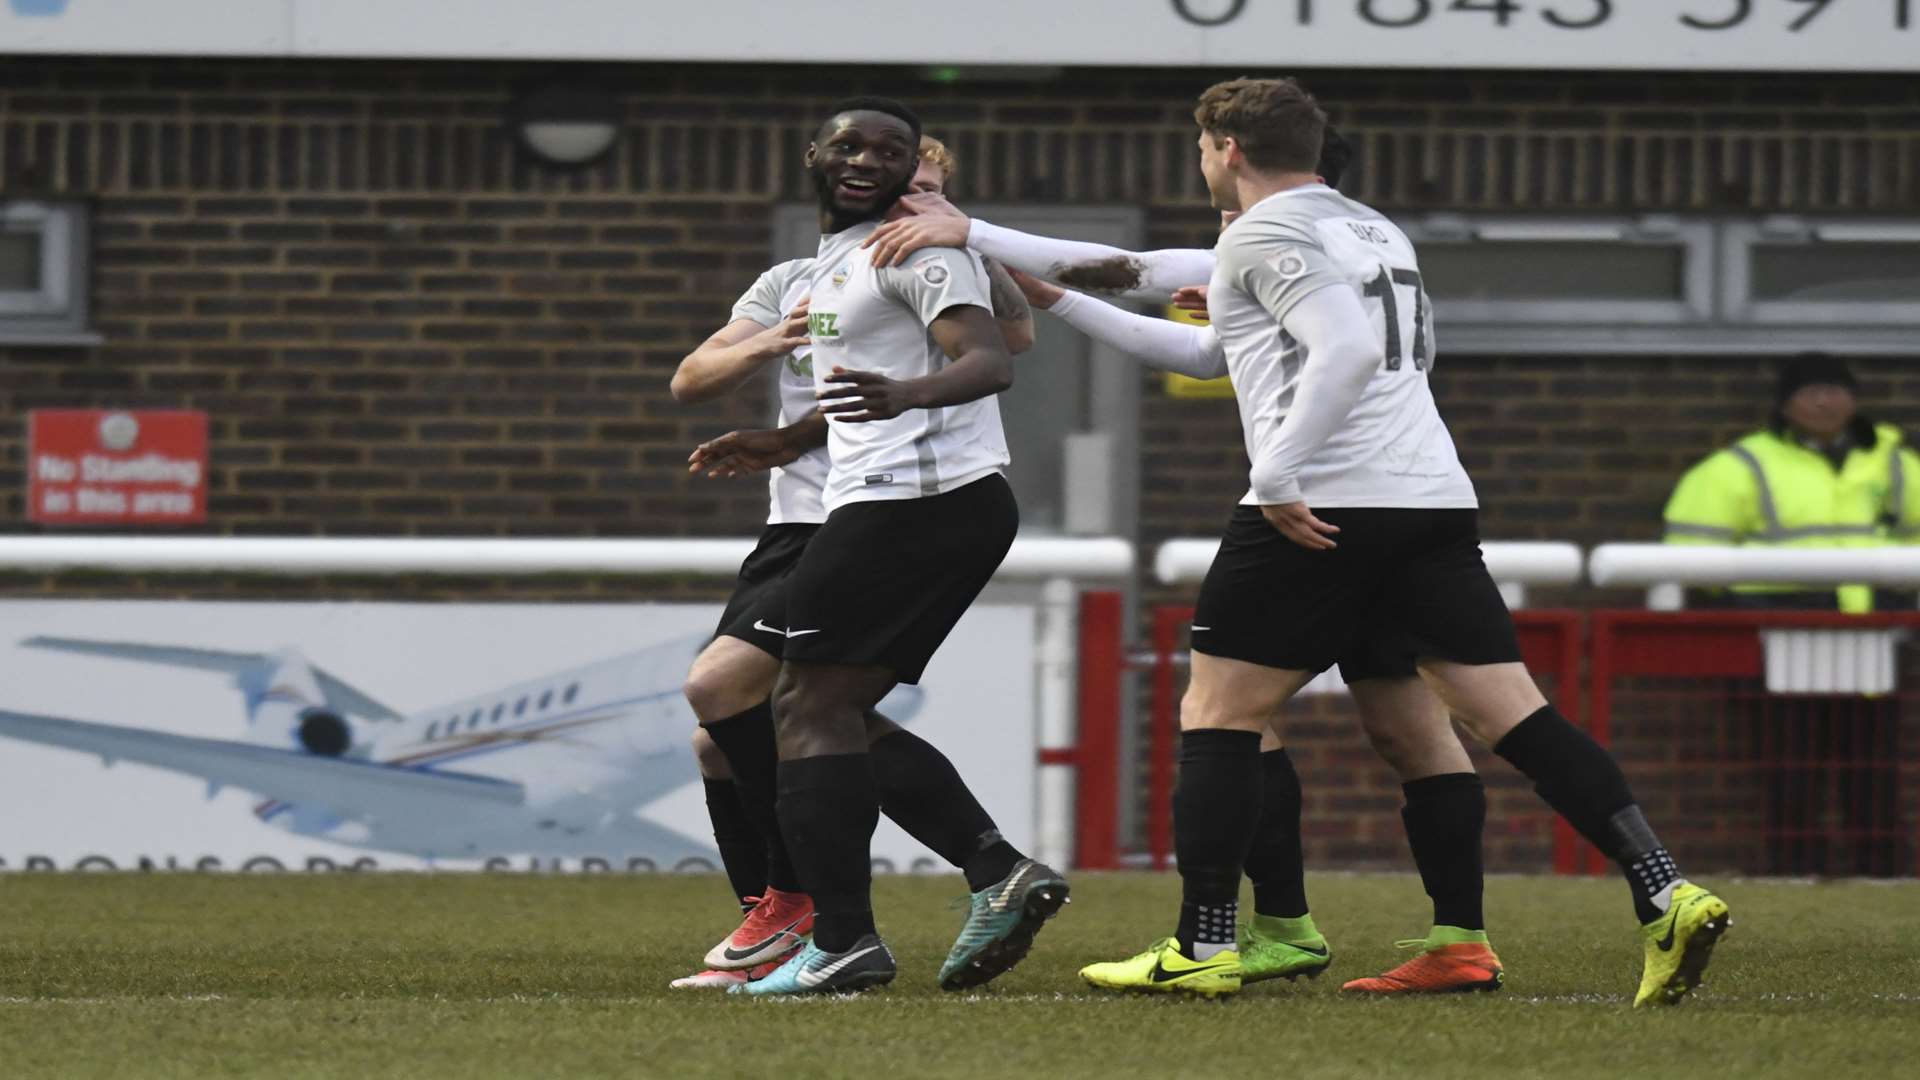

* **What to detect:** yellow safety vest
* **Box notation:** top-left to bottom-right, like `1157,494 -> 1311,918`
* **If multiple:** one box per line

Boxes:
1663,422 -> 1920,613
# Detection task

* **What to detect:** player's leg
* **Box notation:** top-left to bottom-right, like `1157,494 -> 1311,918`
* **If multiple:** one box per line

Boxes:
1340,675 -> 1503,994
692,726 -> 766,910
1233,724 -> 1334,984
747,476 -> 1047,995
1082,654 -> 1312,998
1082,504 -> 1353,998
864,710 -> 1024,891
684,636 -> 816,972
668,726 -> 787,990
1397,511 -> 1728,1007
741,658 -> 903,996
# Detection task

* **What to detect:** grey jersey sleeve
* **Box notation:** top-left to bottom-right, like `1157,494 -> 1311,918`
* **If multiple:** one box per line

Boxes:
877,246 -> 993,326
1214,217 -> 1347,323
729,259 -> 808,327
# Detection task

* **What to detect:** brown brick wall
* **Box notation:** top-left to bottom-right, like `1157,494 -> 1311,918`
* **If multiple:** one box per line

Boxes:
5,58 -> 1918,871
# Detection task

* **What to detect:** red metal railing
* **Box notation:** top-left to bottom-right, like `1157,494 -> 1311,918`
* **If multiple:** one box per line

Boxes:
1586,610 -> 1920,878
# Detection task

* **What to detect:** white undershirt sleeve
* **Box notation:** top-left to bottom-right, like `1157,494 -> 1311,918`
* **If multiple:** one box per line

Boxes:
1048,291 -> 1226,380
1249,284 -> 1383,505
967,219 -> 1217,302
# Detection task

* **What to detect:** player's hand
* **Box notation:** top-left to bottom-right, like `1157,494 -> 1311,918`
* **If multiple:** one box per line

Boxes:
687,427 -> 806,478
1260,501 -> 1340,551
1171,285 -> 1210,318
1006,267 -> 1065,310
817,366 -> 925,422
752,298 -> 810,355
863,193 -> 971,267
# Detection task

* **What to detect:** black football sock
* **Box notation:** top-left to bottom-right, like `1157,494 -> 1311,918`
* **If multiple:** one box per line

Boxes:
777,753 -> 880,952
1243,748 -> 1309,919
1172,729 -> 1263,959
868,724 -> 1023,891
1494,706 -> 1684,923
701,778 -> 767,909
1400,773 -> 1487,932
702,702 -> 803,894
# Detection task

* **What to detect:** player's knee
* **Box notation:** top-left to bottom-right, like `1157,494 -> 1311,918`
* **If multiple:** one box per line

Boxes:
690,727 -> 732,779
684,662 -> 753,724
1361,723 -> 1421,776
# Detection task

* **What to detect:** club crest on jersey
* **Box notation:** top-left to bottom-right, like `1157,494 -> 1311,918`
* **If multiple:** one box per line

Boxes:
830,263 -> 851,288
913,259 -> 949,286
786,350 -> 813,378
1268,249 -> 1308,280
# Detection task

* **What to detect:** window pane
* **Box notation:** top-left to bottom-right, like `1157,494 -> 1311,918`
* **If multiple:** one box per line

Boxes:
1751,244 -> 1920,302
1421,242 -> 1683,302
0,232 -> 41,291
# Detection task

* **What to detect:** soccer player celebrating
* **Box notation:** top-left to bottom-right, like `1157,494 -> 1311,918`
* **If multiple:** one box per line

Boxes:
869,128 -> 1508,995
680,103 -> 1066,997
667,135 -> 1040,991
1071,77 -> 1731,1006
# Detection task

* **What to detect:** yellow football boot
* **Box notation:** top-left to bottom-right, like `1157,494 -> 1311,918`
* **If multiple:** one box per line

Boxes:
1634,883 -> 1731,1007
1079,938 -> 1242,999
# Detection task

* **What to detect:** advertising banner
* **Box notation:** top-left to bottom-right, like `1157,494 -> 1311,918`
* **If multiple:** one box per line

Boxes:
0,600 -> 1036,873
1,1 -> 1914,72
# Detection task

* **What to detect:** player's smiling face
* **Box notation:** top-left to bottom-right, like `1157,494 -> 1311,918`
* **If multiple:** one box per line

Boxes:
807,111 -> 919,229
1197,129 -> 1240,212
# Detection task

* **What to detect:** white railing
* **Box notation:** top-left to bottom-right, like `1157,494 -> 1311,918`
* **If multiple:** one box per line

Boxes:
0,534 -> 1134,874
0,535 -> 1134,580
1588,544 -> 1920,610
1153,538 -> 1583,609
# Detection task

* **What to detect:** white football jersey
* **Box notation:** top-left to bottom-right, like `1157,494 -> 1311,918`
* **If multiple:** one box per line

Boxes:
1208,184 -> 1477,510
804,221 -> 1009,512
728,258 -> 826,525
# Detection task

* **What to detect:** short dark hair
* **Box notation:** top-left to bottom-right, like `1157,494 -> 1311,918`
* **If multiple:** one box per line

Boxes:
820,96 -> 922,144
1317,125 -> 1352,188
1193,77 -> 1326,173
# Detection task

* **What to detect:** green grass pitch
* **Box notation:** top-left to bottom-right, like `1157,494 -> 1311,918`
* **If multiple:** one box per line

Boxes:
2,872 -> 1916,1079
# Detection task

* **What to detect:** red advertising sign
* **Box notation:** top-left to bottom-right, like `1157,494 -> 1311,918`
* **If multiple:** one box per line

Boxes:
28,410 -> 209,526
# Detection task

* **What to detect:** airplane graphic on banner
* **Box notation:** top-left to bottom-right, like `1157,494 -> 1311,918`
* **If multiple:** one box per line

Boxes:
0,633 -> 921,865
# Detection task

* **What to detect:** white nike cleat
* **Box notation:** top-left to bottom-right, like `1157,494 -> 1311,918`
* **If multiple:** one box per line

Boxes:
670,953 -> 793,990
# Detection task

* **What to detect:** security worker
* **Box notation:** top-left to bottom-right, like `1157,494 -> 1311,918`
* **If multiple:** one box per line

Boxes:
1662,353 -> 1918,876
1664,353 -> 1920,613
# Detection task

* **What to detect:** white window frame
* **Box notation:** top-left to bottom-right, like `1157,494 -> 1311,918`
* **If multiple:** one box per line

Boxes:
1404,214 -> 1716,329
0,199 -> 99,345
1723,216 -> 1920,327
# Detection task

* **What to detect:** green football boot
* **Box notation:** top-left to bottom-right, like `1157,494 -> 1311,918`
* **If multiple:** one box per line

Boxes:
1237,913 -> 1333,984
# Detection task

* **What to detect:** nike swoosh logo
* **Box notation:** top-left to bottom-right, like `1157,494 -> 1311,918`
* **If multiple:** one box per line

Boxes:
1290,943 -> 1330,957
752,619 -> 823,639
1655,916 -> 1678,952
722,915 -> 808,962
1149,955 -> 1230,983
797,944 -> 882,987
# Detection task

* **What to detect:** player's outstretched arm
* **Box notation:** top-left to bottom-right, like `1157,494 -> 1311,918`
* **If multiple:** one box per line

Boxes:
686,410 -> 827,478
816,304 -> 1012,423
864,193 -> 1215,302
669,301 -> 809,404
1008,268 -> 1226,380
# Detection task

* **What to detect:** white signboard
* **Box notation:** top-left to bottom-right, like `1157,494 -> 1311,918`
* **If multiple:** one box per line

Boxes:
0,600 -> 1036,873
0,1 -> 1914,71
